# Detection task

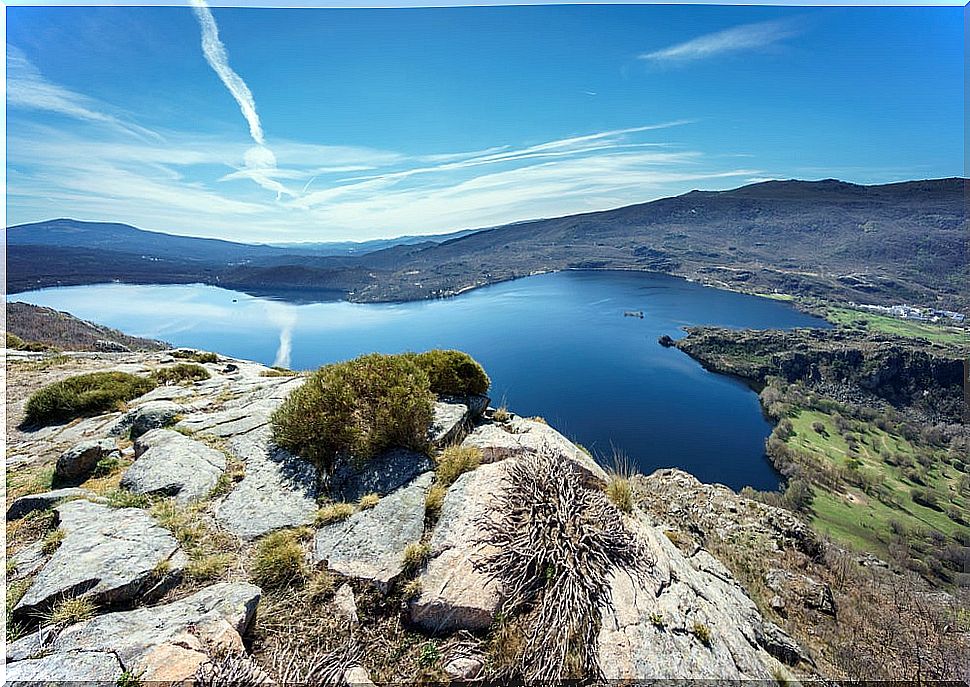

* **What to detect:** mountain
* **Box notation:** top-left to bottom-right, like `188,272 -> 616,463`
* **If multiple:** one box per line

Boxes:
7,178 -> 968,309
267,228 -> 483,255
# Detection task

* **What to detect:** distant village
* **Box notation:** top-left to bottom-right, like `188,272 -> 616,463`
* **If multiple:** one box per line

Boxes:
850,302 -> 966,324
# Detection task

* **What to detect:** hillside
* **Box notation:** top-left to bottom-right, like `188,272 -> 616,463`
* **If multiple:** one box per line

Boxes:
6,303 -> 169,352
6,178 -> 968,309
5,345 -> 967,683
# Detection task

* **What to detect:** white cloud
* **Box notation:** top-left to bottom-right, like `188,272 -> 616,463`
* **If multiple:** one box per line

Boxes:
640,19 -> 801,63
6,45 -> 159,139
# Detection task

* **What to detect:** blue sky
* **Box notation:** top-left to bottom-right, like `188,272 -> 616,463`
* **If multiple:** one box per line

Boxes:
6,3 -> 964,242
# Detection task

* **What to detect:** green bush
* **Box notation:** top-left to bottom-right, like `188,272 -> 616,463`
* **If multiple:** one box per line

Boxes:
22,372 -> 156,427
272,353 -> 435,474
171,349 -> 218,364
406,349 -> 490,396
6,332 -> 50,352
251,529 -> 307,588
151,363 -> 210,385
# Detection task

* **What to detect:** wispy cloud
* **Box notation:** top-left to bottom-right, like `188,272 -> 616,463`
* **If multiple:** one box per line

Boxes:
640,19 -> 801,63
190,0 -> 294,199
6,45 -> 159,140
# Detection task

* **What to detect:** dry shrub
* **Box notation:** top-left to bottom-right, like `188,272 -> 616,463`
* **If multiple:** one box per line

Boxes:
251,530 -> 307,589
476,448 -> 652,682
435,445 -> 482,487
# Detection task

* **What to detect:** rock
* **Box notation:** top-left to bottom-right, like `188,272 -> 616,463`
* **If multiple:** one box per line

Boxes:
444,656 -> 484,681
14,500 -> 186,617
410,461 -> 508,634
764,568 -> 836,616
334,583 -> 359,624
5,650 -> 123,685
314,473 -> 433,591
7,583 -> 261,683
758,619 -> 812,666
344,665 -> 376,687
7,541 -> 49,580
769,595 -> 786,613
329,448 -> 433,502
6,487 -> 90,521
214,427 -> 319,539
54,439 -> 116,482
597,511 -> 803,679
120,429 -> 226,502
461,418 -> 608,483
429,394 -> 488,445
110,401 -> 184,438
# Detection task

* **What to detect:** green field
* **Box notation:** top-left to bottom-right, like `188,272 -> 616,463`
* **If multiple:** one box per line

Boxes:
823,306 -> 970,346
784,409 -> 969,556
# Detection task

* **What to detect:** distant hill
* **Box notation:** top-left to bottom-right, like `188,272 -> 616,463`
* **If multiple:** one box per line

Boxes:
5,302 -> 168,352
6,178 -> 968,309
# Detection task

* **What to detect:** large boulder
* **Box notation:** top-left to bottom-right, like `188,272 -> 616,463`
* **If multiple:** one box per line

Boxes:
597,512 -> 801,679
314,472 -> 433,591
110,401 -> 184,438
329,448 -> 433,503
6,488 -> 90,521
461,418 -> 608,482
120,429 -> 226,502
14,500 -> 186,617
409,461 -> 508,634
54,438 -> 117,482
764,568 -> 836,616
429,394 -> 488,445
6,583 -> 261,683
5,650 -> 123,685
213,427 -> 319,540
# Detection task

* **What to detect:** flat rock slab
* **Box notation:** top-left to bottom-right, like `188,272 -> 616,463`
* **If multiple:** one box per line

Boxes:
429,395 -> 487,445
6,487 -> 90,521
462,418 -> 608,482
315,472 -> 434,591
14,500 -> 187,617
7,583 -> 261,683
410,462 -> 508,634
329,448 -> 433,502
110,401 -> 184,438
597,512 -> 801,679
214,427 -> 320,540
121,429 -> 226,502
5,650 -> 123,685
54,438 -> 117,482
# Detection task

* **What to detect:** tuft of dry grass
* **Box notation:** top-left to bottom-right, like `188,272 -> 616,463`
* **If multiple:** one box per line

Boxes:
491,406 -> 512,423
691,621 -> 712,647
358,493 -> 380,510
476,448 -> 652,682
424,485 -> 446,519
46,596 -> 97,626
315,502 -> 354,526
251,529 -> 307,589
402,542 -> 431,573
435,445 -> 482,487
41,527 -> 65,555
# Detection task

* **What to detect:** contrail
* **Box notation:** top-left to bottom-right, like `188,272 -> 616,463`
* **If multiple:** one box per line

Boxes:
190,0 -> 264,145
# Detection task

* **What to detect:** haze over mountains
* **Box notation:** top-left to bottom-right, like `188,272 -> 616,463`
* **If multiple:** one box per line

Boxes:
7,178 -> 968,309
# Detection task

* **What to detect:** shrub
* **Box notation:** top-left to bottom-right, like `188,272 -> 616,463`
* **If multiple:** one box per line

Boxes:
251,530 -> 307,588
6,332 -> 49,351
272,353 -> 434,473
151,363 -> 210,385
435,445 -> 482,487
23,372 -> 156,427
46,597 -> 97,626
406,349 -> 490,396
648,611 -> 666,629
171,349 -> 218,363
812,421 -> 826,435
315,502 -> 354,526
911,488 -> 943,511
92,455 -> 122,477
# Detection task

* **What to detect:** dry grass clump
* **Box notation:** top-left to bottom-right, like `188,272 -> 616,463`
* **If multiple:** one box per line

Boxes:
315,502 -> 354,526
358,493 -> 380,510
251,529 -> 308,589
150,500 -> 239,584
46,596 -> 97,626
171,349 -> 219,363
691,621 -> 712,647
424,485 -> 446,518
435,445 -> 482,487
477,448 -> 652,682
605,450 -> 638,514
402,542 -> 431,573
41,527 -> 66,555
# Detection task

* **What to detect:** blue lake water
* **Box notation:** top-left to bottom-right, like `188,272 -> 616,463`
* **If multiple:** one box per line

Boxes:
12,271 -> 827,490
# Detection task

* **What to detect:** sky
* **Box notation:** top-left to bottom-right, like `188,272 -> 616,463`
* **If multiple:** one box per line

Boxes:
5,3 -> 965,243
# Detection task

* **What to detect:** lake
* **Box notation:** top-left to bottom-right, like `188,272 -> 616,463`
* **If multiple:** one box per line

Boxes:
11,271 -> 827,491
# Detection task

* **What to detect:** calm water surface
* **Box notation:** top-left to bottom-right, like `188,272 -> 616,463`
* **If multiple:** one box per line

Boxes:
13,271 -> 827,490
